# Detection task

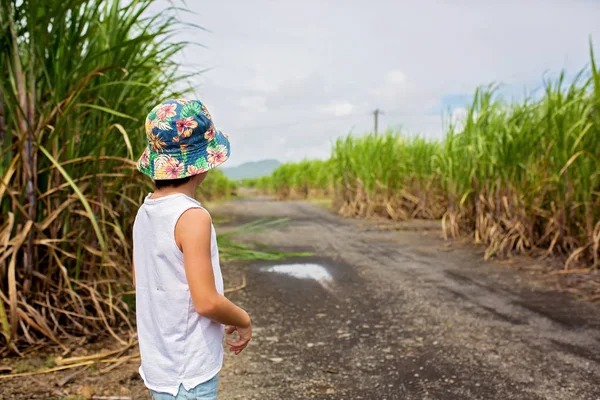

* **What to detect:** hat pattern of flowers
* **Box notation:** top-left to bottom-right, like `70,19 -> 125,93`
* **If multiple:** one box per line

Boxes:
136,99 -> 230,180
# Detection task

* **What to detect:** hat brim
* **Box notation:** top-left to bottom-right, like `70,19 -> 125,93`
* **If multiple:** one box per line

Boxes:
136,129 -> 231,180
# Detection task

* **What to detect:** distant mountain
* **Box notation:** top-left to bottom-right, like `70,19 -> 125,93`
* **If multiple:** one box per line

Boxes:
221,159 -> 281,180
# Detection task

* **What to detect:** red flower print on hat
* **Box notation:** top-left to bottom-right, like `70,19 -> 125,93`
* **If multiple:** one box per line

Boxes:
207,145 -> 227,165
139,148 -> 150,168
204,125 -> 215,141
187,165 -> 206,175
156,103 -> 177,121
164,157 -> 184,178
176,116 -> 198,138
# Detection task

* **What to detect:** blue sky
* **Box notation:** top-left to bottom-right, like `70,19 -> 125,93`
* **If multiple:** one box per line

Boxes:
150,0 -> 600,166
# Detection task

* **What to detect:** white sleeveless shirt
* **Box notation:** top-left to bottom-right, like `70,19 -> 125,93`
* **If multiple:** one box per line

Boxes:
133,193 -> 224,395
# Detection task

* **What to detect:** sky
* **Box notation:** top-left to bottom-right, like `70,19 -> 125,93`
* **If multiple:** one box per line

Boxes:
150,0 -> 600,167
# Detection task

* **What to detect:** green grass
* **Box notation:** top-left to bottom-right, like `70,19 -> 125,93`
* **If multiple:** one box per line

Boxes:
13,361 -> 32,374
218,218 -> 312,261
196,169 -> 238,201
244,159 -> 334,199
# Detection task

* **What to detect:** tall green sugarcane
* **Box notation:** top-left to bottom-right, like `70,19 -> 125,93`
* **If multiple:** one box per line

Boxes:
0,0 -> 199,351
263,42 -> 599,269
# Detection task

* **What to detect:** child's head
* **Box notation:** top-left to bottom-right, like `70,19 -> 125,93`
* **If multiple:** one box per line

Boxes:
136,99 -> 230,185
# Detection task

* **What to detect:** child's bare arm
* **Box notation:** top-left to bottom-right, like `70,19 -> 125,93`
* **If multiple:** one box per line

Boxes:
177,208 -> 250,328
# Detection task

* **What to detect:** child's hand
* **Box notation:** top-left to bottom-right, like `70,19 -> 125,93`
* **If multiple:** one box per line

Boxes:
226,323 -> 252,355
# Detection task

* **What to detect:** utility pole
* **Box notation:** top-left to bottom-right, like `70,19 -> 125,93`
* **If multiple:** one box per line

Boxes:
373,108 -> 383,135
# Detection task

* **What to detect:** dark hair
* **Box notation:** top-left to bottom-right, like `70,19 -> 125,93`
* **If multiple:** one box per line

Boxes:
154,176 -> 192,189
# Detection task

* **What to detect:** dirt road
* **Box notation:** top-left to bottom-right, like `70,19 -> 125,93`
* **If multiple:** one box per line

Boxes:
2,197 -> 600,399
215,198 -> 600,400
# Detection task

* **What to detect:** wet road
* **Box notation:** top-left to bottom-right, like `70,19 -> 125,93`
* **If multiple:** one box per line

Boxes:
216,198 -> 600,400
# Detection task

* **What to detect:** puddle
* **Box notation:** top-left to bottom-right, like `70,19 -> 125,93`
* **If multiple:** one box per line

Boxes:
261,263 -> 333,290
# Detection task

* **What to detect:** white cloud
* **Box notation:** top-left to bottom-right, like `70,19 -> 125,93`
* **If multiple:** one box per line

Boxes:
369,70 -> 416,105
245,76 -> 279,93
324,101 -> 354,116
239,96 -> 267,112
386,69 -> 407,85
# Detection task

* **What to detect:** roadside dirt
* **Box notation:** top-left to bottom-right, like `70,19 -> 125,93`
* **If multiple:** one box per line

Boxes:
1,198 -> 599,399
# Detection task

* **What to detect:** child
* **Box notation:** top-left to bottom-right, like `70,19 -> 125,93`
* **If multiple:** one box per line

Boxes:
133,99 -> 251,399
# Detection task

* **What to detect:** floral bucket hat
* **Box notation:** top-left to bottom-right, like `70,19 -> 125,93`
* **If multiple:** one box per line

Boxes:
136,99 -> 230,180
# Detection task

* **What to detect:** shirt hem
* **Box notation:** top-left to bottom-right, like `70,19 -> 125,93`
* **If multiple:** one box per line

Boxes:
140,360 -> 223,396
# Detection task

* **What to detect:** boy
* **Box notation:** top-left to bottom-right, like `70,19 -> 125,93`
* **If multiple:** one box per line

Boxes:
133,99 -> 251,399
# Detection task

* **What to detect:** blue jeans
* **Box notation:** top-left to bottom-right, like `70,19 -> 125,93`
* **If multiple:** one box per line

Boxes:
150,374 -> 219,400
